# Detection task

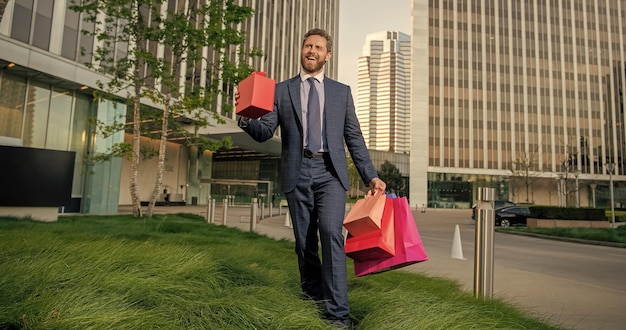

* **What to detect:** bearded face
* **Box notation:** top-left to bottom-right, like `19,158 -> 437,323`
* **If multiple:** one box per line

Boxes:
301,35 -> 332,75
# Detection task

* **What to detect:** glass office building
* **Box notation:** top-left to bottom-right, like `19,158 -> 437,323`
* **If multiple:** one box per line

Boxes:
356,31 -> 411,154
0,0 -> 338,213
411,0 -> 625,208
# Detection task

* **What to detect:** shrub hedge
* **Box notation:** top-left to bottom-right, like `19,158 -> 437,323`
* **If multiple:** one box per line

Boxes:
529,206 -> 607,221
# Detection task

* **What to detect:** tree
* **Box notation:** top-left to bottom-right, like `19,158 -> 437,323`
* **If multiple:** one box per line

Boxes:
509,149 -> 546,203
70,0 -> 258,217
559,153 -> 580,207
347,156 -> 366,197
377,160 -> 406,196
0,0 -> 7,23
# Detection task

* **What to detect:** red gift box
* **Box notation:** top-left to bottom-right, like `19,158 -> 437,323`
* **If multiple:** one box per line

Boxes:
236,72 -> 276,119
345,197 -> 395,261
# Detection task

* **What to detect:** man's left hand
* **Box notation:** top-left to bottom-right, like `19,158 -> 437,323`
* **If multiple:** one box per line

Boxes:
368,177 -> 386,194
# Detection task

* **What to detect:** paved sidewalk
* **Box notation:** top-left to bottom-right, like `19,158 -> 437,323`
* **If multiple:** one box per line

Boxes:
118,204 -> 296,241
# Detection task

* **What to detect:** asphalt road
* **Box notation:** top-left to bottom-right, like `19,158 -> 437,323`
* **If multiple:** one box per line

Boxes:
406,209 -> 626,330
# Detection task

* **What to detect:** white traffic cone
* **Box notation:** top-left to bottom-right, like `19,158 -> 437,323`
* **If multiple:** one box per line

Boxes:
451,224 -> 465,260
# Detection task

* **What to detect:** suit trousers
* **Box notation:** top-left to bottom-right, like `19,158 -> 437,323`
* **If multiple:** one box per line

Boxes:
285,154 -> 349,320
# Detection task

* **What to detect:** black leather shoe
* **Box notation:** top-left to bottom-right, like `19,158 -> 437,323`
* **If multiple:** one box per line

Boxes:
326,318 -> 351,329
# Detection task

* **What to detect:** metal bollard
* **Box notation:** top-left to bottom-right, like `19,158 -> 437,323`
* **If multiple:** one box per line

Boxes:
205,198 -> 212,223
250,198 -> 258,231
269,201 -> 273,217
260,200 -> 265,219
474,187 -> 495,299
222,199 -> 229,226
210,198 -> 216,224
421,203 -> 426,213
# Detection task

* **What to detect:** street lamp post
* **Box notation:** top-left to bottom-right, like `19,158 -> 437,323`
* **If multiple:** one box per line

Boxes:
607,163 -> 616,228
574,170 -> 581,208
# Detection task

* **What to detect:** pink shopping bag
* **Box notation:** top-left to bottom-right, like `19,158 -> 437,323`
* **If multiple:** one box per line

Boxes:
345,196 -> 395,261
353,196 -> 428,276
343,191 -> 387,236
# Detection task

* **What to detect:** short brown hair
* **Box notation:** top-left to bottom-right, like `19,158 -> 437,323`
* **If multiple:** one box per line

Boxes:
303,28 -> 333,53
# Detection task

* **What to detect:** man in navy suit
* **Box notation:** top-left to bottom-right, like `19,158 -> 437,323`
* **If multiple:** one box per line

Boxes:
239,28 -> 385,328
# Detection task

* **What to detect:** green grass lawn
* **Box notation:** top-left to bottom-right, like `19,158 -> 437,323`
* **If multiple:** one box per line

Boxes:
507,225 -> 626,245
0,214 -> 562,329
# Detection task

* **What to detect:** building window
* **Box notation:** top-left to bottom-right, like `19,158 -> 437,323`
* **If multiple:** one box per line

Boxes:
23,82 -> 51,148
0,72 -> 27,139
10,0 -> 33,44
47,88 -> 74,150
9,0 -> 54,51
62,5 -> 81,60
32,0 -> 54,50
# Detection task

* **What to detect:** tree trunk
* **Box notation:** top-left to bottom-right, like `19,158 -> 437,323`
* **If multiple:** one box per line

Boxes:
146,97 -> 170,217
0,0 -> 7,23
129,3 -> 144,218
130,90 -> 142,217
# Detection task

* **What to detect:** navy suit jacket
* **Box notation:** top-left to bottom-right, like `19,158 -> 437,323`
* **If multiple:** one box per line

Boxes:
240,75 -> 378,193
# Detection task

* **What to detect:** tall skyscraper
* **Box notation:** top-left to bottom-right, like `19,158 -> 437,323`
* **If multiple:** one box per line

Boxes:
411,0 -> 625,208
235,0 -> 339,92
356,31 -> 411,153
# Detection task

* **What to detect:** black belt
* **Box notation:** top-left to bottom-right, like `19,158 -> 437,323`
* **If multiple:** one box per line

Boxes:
304,149 -> 326,159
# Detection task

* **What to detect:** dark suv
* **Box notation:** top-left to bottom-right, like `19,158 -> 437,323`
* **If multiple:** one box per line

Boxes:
495,205 -> 531,227
471,200 -> 516,220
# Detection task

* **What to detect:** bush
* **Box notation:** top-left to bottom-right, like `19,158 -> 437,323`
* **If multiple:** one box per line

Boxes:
529,206 -> 606,221
610,213 -> 626,223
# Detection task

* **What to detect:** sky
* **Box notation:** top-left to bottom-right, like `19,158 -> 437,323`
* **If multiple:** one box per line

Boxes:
337,0 -> 412,89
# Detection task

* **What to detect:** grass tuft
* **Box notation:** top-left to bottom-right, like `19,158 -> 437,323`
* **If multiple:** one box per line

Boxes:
511,226 -> 626,244
0,214 -> 562,329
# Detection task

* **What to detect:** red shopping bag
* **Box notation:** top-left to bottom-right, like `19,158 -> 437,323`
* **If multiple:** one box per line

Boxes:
345,197 -> 395,261
353,196 -> 428,276
343,191 -> 386,236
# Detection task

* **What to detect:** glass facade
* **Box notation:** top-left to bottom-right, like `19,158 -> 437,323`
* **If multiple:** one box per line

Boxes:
0,73 -> 27,139
412,0 -> 626,208
236,0 -> 339,83
357,31 -> 411,153
1,0 -> 340,212
82,99 -> 125,214
0,68 -> 115,212
9,0 -> 54,50
428,172 -> 509,209
10,0 -> 33,44
216,0 -> 339,120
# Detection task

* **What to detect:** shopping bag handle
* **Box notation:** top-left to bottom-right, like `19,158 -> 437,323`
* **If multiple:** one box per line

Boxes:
366,189 -> 386,197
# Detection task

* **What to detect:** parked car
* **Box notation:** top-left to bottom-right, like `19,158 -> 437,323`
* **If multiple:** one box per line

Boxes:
495,205 -> 531,227
471,200 -> 516,219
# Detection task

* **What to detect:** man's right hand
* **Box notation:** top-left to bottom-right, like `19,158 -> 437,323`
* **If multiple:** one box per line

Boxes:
234,91 -> 249,121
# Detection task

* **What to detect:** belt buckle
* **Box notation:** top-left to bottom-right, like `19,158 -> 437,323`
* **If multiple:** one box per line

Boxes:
304,149 -> 314,158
